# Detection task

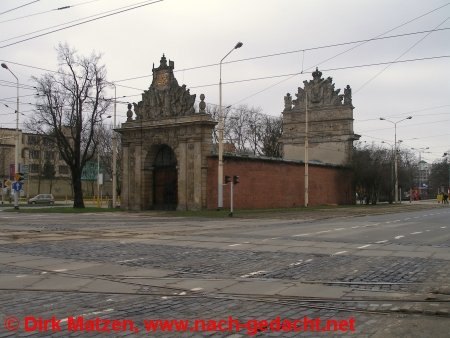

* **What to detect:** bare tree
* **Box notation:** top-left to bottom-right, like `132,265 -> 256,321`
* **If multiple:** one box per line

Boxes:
245,106 -> 264,155
261,115 -> 282,157
29,43 -> 110,208
227,105 -> 248,153
208,103 -> 282,157
352,142 -> 417,204
429,157 -> 449,193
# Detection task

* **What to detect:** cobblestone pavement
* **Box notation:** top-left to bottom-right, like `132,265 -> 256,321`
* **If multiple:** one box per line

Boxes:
0,241 -> 449,293
0,206 -> 449,337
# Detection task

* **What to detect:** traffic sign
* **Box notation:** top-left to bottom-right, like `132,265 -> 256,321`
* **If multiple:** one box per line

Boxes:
12,182 -> 23,192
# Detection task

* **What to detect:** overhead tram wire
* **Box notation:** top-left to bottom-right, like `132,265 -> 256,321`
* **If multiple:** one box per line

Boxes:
187,55 -> 450,90
1,55 -> 448,122
0,0 -> 162,45
0,0 -> 40,16
305,2 -> 450,73
355,16 -> 450,93
0,0 -> 103,24
112,27 -> 450,83
0,28 -> 448,90
0,0 -> 164,49
226,2 -> 450,110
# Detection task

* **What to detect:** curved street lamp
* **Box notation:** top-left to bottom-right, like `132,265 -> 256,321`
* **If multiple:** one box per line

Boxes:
218,42 -> 243,209
379,116 -> 412,203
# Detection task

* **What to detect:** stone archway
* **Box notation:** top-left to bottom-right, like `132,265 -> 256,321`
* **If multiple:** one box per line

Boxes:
118,55 -> 216,211
152,145 -> 177,210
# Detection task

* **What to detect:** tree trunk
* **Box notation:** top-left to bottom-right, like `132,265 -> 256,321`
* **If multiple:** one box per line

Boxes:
71,170 -> 85,208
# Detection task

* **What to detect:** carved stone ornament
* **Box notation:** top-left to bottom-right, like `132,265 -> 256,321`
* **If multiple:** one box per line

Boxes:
126,103 -> 133,121
132,54 -> 197,120
199,94 -> 206,113
291,68 -> 351,109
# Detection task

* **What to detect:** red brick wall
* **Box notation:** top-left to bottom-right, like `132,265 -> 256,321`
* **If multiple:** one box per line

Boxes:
206,156 -> 353,209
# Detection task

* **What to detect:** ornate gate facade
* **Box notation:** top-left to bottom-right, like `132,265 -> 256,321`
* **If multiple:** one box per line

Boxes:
118,55 -> 216,211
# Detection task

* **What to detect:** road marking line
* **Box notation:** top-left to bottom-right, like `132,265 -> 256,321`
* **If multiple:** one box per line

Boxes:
270,237 -> 280,240
351,226 -> 360,229
334,228 -> 345,231
240,270 -> 267,278
410,231 -> 422,235
394,235 -> 404,239
228,244 -> 242,247
305,258 -> 313,262
441,226 -> 447,229
332,251 -> 347,255
293,233 -> 310,237
116,258 -> 144,263
191,287 -> 203,291
425,229 -> 431,232
375,240 -> 388,243
52,269 -> 68,272
15,275 -> 27,278
357,244 -> 372,249
316,230 -> 331,234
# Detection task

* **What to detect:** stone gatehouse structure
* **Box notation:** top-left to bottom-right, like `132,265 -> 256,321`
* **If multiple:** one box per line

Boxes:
281,68 -> 359,165
118,55 -> 215,211
118,56 -> 356,211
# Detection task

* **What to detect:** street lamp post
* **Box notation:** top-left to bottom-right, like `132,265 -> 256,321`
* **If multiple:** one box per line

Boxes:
411,147 -> 429,197
1,63 -> 20,209
380,116 -> 412,203
218,41 -> 243,209
111,83 -> 117,208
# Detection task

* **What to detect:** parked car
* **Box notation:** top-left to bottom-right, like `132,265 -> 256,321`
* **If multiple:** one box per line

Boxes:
28,194 -> 55,205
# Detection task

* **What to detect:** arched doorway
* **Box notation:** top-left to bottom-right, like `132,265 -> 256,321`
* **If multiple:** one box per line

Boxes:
153,145 -> 177,210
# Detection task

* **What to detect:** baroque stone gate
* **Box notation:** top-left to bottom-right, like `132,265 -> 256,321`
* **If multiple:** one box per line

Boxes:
118,55 -> 216,211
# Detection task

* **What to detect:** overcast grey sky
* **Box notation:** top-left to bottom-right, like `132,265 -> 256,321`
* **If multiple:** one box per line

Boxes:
0,0 -> 449,162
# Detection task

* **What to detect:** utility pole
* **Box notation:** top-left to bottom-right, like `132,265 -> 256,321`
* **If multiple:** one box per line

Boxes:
379,116 -> 412,203
304,91 -> 309,207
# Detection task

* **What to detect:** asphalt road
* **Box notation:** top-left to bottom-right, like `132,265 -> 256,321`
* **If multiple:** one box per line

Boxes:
0,204 -> 449,337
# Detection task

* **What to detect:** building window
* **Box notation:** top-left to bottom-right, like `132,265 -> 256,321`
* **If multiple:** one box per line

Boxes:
58,165 -> 69,175
29,150 -> 40,159
43,138 -> 54,146
30,164 -> 40,173
44,151 -> 54,160
27,135 -> 38,145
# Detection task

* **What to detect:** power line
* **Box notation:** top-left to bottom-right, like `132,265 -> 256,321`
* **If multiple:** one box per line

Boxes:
0,0 -> 103,24
2,26 -> 445,90
230,3 -> 450,110
304,2 -> 450,73
355,17 -> 450,93
187,55 -> 449,90
0,0 -> 40,16
112,27 -> 450,83
356,104 -> 450,122
0,0 -> 164,48
358,119 -> 450,134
